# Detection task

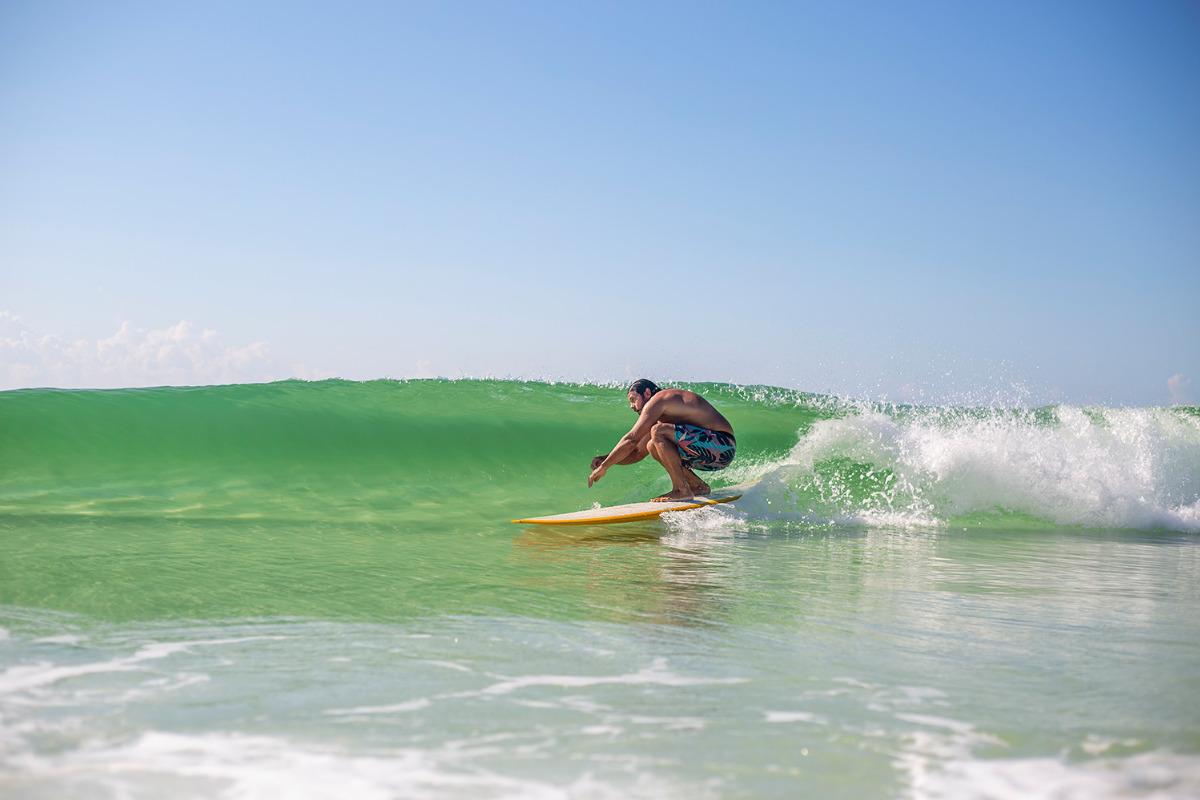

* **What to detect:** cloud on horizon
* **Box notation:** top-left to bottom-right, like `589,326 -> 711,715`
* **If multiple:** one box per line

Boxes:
1168,373 -> 1194,406
0,311 -> 299,390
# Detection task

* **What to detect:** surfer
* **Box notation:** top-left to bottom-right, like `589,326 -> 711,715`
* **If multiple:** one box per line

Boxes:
588,379 -> 736,502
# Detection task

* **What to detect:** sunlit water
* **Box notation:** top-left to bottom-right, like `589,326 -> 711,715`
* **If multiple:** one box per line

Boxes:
2,380 -> 1198,797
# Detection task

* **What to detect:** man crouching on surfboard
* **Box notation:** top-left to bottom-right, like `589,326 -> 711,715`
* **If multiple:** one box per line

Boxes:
588,379 -> 736,502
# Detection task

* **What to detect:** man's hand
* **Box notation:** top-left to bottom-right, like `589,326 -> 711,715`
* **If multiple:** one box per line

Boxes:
590,455 -> 606,471
588,464 -> 607,487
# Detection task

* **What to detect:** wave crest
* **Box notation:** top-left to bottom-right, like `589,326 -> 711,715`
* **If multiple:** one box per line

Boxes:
746,405 -> 1200,532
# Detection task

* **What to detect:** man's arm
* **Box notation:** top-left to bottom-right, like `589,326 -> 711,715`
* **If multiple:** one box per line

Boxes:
588,400 -> 663,487
592,432 -> 651,469
590,443 -> 648,470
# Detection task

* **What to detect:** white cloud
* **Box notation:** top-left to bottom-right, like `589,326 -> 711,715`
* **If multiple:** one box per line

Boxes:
0,311 -> 287,390
1167,373 -> 1194,406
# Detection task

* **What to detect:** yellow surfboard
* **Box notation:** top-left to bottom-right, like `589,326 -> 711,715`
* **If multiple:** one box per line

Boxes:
513,485 -> 748,526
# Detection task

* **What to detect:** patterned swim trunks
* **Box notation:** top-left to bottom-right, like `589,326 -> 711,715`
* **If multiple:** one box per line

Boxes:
673,423 -> 737,472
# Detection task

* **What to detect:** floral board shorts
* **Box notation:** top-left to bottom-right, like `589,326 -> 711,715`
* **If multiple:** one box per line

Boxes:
673,424 -> 736,472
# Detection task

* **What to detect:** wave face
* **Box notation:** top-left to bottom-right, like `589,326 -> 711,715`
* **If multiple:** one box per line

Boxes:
1,379 -> 1198,532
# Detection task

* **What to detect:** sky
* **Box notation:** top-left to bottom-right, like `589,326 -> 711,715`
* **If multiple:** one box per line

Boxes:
1,0 -> 1197,405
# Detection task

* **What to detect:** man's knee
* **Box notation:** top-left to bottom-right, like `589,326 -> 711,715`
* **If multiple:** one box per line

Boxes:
651,421 -> 675,441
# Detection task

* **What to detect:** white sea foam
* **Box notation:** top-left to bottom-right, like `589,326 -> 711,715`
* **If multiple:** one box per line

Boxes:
740,405 -> 1200,531
894,711 -> 1200,800
475,657 -> 746,697
661,505 -> 741,533
0,635 -> 287,695
626,714 -> 706,731
322,657 -> 741,721
326,698 -> 431,716
913,751 -> 1200,800
31,635 -> 84,645
5,730 -> 580,800
765,710 -> 826,724
580,725 -> 623,736
1081,735 -> 1143,757
425,659 -> 474,673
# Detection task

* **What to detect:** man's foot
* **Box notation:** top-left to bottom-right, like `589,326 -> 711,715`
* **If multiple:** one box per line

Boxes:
651,489 -> 696,502
687,479 -> 711,496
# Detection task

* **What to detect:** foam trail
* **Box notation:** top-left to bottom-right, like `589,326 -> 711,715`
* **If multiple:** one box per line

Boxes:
738,405 -> 1200,532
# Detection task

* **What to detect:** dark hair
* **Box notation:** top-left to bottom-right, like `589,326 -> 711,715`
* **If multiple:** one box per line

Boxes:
627,379 -> 660,397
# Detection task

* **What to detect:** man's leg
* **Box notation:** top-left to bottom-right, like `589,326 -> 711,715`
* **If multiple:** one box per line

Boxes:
618,432 -> 652,464
647,422 -> 696,501
683,467 -> 711,497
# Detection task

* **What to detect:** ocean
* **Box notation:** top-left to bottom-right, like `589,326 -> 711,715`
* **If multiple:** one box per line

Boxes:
1,379 -> 1198,798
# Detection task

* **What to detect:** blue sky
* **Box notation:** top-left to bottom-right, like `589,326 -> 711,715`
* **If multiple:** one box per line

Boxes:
2,0 -> 1197,404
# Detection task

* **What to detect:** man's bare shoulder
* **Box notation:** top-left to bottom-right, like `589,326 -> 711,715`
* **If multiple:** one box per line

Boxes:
639,390 -> 677,415
650,389 -> 733,434
654,388 -> 693,403
645,388 -> 701,411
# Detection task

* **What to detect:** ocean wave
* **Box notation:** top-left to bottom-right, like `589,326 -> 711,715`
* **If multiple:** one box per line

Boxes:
725,404 -> 1200,532
2,379 -> 1196,531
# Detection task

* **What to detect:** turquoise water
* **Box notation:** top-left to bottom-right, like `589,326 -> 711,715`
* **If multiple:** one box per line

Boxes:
2,380 -> 1198,797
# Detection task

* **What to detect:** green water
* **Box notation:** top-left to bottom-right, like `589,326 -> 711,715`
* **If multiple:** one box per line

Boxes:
2,380 -> 1198,797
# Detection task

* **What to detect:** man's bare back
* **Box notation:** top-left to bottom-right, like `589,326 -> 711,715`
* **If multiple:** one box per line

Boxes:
588,380 -> 737,502
635,388 -> 734,436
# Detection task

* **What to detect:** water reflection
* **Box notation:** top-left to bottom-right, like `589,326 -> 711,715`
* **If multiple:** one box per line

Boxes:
510,518 -> 1200,654
511,520 -> 745,626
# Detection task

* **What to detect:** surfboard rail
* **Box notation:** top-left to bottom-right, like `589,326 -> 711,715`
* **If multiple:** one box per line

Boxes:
512,492 -> 744,526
